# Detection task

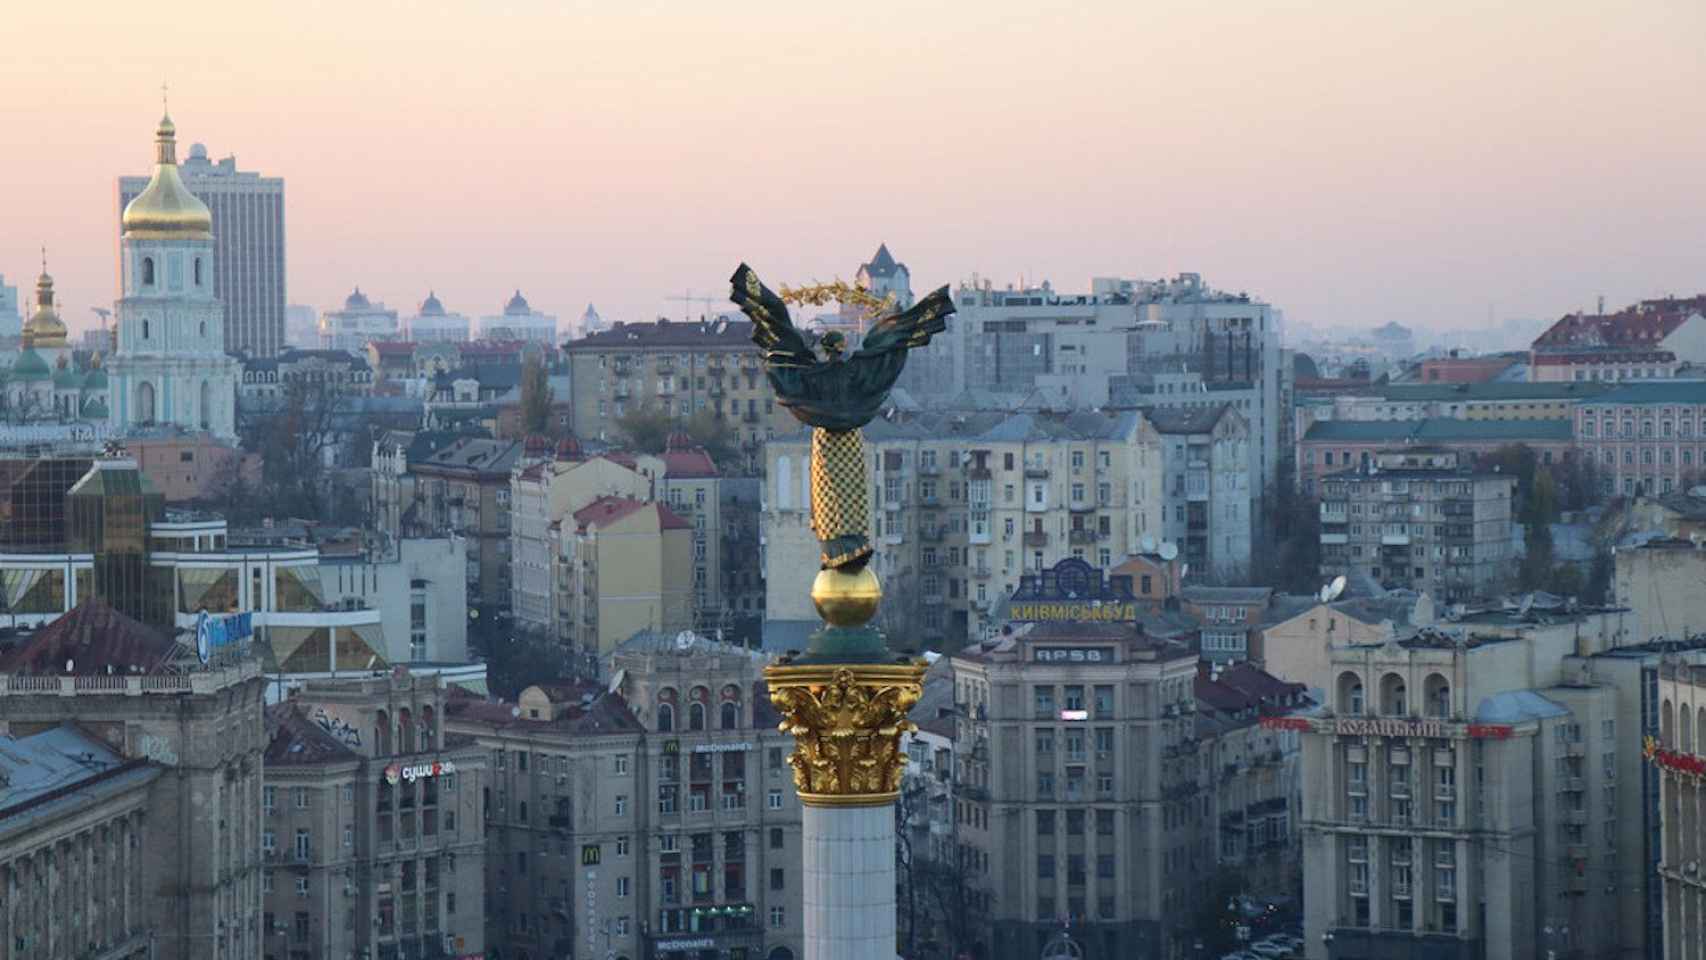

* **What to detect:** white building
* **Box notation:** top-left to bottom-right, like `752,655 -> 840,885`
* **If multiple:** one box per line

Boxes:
319,537 -> 470,665
576,303 -> 607,339
479,290 -> 557,344
118,139 -> 286,358
0,273 -> 18,338
106,111 -> 240,442
404,290 -> 470,343
319,287 -> 400,354
1145,403 -> 1253,580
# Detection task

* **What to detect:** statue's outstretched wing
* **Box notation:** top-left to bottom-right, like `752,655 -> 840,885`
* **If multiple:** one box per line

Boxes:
731,264 -> 815,369
854,286 -> 954,357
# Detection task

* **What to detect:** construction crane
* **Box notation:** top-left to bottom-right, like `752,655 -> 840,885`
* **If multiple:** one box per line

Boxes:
89,307 -> 113,351
663,291 -> 722,323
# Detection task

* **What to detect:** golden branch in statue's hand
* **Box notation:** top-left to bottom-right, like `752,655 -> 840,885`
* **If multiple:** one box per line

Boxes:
777,280 -> 897,320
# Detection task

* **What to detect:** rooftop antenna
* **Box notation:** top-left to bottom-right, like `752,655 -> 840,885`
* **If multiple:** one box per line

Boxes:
1325,574 -> 1347,603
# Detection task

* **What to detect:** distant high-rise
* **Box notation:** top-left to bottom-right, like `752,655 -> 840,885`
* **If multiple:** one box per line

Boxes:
118,139 -> 286,357
0,273 -> 18,338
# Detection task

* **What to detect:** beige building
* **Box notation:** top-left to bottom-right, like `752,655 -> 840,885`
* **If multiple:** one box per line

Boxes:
444,632 -> 805,960
564,318 -> 795,472
512,441 -> 727,639
1655,660 -> 1706,960
1318,449 -> 1515,602
0,725 -> 161,960
950,620 -> 1201,960
553,497 -> 695,656
0,601 -> 267,960
261,674 -> 488,960
1259,596 -> 1422,691
1614,538 -> 1706,644
1300,607 -> 1644,960
763,410 -> 1164,645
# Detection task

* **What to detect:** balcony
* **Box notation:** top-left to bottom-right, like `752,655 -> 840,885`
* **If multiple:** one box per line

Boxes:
1567,807 -> 1588,825
920,527 -> 946,542
1381,533 -> 1411,546
1068,500 -> 1095,513
1435,785 -> 1456,801
1023,531 -> 1048,548
924,592 -> 945,606
917,462 -> 940,475
1320,533 -> 1349,545
971,566 -> 993,579
1560,777 -> 1585,793
1069,528 -> 1100,545
1024,465 -> 1049,479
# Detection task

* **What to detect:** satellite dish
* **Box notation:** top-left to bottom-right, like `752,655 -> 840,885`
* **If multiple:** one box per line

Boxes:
1141,535 -> 1157,554
1518,594 -> 1534,618
1325,575 -> 1347,603
510,706 -> 521,718
1159,542 -> 1179,561
674,630 -> 695,650
1319,585 -> 1332,603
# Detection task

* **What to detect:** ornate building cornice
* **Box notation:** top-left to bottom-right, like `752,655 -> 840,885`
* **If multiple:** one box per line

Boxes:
765,662 -> 926,807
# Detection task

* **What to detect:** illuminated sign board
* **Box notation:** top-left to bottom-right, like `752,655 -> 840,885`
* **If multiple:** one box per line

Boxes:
581,844 -> 602,866
1258,717 -> 1520,740
383,760 -> 457,785
1059,709 -> 1089,721
1259,716 -> 1311,732
656,938 -> 716,951
1033,647 -> 1115,664
692,742 -> 752,754
1010,602 -> 1137,623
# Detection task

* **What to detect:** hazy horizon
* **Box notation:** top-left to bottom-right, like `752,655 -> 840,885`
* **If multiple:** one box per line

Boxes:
5,0 -> 1702,339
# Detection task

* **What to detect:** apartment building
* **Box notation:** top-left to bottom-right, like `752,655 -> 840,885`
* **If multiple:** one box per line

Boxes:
1146,404 -> 1253,579
552,497 -> 695,656
0,725 -> 160,960
762,410 -> 1164,644
261,674 -> 488,960
395,437 -> 523,615
1180,586 -> 1276,663
1654,661 -> 1706,960
1194,662 -> 1311,896
564,318 -> 794,469
1529,296 -> 1706,383
1299,608 -> 1638,960
1296,419 -> 1573,493
902,272 -> 1283,492
1574,381 -> 1706,498
0,602 -> 267,960
444,632 -> 804,960
1296,381 -> 1612,437
1317,449 -> 1516,602
950,620 -> 1202,960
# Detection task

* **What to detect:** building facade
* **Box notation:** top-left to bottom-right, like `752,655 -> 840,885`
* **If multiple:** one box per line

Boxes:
1654,661 -> 1706,960
0,603 -> 267,960
950,621 -> 1202,960
320,289 -> 401,355
479,291 -> 557,346
1574,381 -> 1706,499
408,292 -> 472,343
398,438 -> 524,615
1529,297 -> 1706,383
552,497 -> 694,656
1317,449 -> 1515,602
1296,419 -> 1573,493
118,138 -> 286,358
1146,404 -> 1252,579
564,318 -> 793,466
262,675 -> 489,960
108,111 -> 241,441
763,411 -> 1165,645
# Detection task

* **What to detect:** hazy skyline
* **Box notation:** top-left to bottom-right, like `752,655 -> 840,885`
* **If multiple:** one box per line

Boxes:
5,0 -> 1703,339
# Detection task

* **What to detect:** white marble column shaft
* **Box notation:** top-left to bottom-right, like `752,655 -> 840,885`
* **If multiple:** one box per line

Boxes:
802,803 -> 896,960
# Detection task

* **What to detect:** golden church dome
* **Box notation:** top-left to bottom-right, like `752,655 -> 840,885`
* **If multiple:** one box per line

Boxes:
21,270 -> 68,350
120,113 -> 213,240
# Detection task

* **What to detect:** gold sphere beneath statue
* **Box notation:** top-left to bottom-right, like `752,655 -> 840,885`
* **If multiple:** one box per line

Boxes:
811,566 -> 882,627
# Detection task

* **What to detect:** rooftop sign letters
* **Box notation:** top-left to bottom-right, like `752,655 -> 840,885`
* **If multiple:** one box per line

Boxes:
384,759 -> 457,785
1260,716 -> 1519,740
1011,602 -> 1137,623
1007,558 -> 1140,625
692,742 -> 752,754
1033,647 -> 1116,664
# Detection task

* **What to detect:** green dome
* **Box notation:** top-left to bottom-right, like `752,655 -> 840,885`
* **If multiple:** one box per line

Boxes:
14,349 -> 50,380
84,365 -> 109,389
54,367 -> 84,389
81,397 -> 109,419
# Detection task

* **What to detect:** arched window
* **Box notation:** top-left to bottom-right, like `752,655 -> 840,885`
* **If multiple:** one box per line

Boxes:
720,701 -> 739,731
375,709 -> 392,756
142,320 -> 150,340
193,257 -> 203,286
656,702 -> 674,733
142,257 -> 155,286
199,320 -> 207,338
199,380 -> 211,430
1661,699 -> 1675,747
518,801 -> 529,823
1337,671 -> 1363,716
1380,674 -> 1407,717
1424,673 -> 1451,719
136,382 -> 156,424
689,702 -> 706,732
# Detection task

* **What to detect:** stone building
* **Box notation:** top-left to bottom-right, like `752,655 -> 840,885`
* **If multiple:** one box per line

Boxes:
1574,381 -> 1706,499
1145,403 -> 1253,579
0,600 -> 267,960
1299,607 -> 1641,960
397,437 -> 524,616
261,674 -> 488,960
444,632 -> 805,960
949,620 -> 1201,960
1317,449 -> 1515,602
1653,660 -> 1706,960
319,288 -> 400,355
763,410 -> 1165,646
552,497 -> 694,656
0,725 -> 161,959
563,317 -> 793,469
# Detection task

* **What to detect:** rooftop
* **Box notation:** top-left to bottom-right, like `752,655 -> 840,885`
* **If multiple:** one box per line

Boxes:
0,600 -> 178,676
1577,380 -> 1706,407
445,686 -> 644,736
0,725 -> 154,816
1143,404 -> 1234,435
263,702 -> 361,766
1302,417 -> 1573,444
566,317 -> 757,351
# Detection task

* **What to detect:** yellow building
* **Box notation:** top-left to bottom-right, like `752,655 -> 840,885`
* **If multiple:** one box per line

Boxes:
553,496 -> 694,654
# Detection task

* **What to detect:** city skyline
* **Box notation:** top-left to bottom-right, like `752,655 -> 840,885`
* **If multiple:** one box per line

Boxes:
4,0 -> 1703,339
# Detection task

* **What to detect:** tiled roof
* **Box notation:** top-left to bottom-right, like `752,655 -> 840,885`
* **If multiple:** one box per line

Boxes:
0,599 -> 177,675
863,243 -> 905,279
1533,303 -> 1697,349
1302,418 -> 1573,443
0,726 -> 149,814
571,497 -> 690,532
264,703 -> 362,766
1375,381 -> 1613,403
1578,381 -> 1706,407
370,341 -> 418,355
1181,586 -> 1273,606
445,688 -> 644,735
1144,404 -> 1232,435
420,437 -> 522,474
566,317 -> 757,351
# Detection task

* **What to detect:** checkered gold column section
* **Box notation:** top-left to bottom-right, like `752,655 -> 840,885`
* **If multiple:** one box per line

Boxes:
810,428 -> 868,547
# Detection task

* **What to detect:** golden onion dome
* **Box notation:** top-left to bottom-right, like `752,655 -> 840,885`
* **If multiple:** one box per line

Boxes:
21,270 -> 69,349
121,113 -> 213,240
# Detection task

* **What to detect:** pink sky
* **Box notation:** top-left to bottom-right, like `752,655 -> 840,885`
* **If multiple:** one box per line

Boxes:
4,0 -> 1703,337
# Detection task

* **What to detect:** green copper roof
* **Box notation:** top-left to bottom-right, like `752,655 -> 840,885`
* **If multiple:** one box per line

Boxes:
13,349 -> 50,379
1578,380 -> 1706,407
1304,418 -> 1573,443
